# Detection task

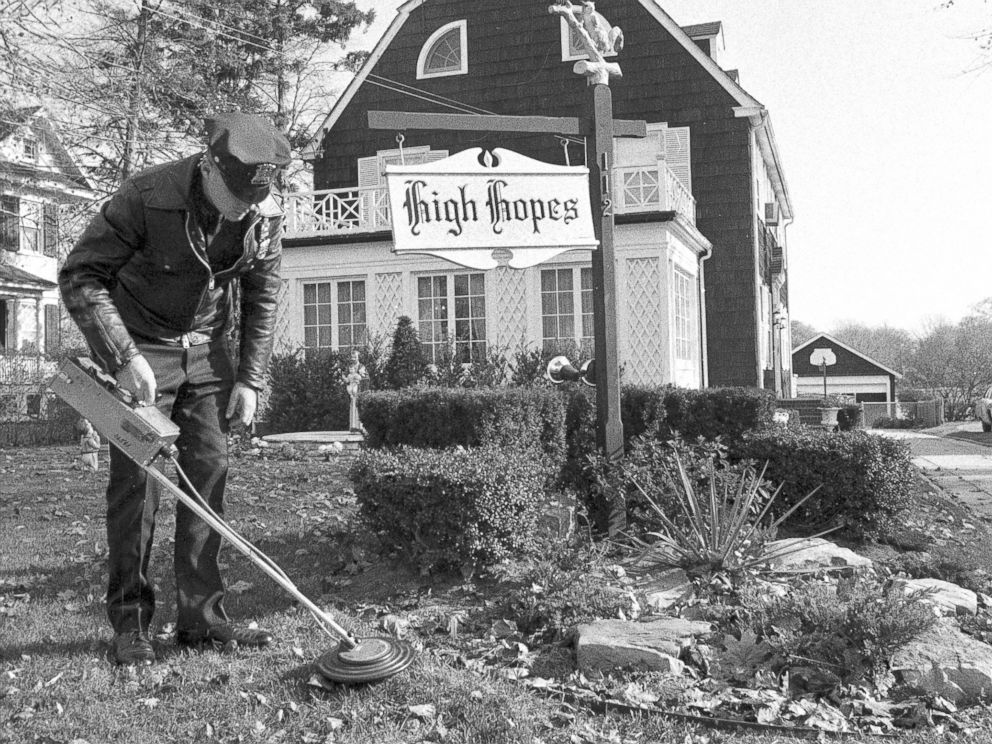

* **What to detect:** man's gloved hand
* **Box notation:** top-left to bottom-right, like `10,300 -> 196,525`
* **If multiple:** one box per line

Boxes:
115,354 -> 157,405
226,382 -> 258,432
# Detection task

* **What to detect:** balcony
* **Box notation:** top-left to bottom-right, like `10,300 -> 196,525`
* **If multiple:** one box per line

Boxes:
282,162 -> 695,240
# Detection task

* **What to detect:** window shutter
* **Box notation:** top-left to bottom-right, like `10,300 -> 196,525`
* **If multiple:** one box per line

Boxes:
43,203 -> 58,257
357,156 -> 379,188
44,304 -> 60,354
0,195 -> 19,251
665,127 -> 692,192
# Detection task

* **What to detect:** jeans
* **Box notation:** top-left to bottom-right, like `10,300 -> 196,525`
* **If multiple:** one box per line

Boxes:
105,339 -> 235,635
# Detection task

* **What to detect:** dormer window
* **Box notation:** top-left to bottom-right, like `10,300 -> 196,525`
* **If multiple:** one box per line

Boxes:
22,137 -> 39,161
417,20 -> 467,79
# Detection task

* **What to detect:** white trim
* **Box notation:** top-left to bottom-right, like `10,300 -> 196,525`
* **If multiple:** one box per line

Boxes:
417,20 -> 468,80
792,332 -> 903,379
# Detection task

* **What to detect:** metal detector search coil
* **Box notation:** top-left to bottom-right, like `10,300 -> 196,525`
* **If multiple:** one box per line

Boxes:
48,357 -> 417,685
316,637 -> 417,684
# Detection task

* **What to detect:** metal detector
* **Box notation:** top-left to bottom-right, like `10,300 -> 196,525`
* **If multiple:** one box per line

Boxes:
49,357 -> 415,684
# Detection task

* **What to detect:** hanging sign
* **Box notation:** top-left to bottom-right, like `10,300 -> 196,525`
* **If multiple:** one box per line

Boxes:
384,147 -> 597,270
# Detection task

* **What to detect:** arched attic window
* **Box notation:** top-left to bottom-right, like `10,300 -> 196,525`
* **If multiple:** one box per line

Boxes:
417,20 -> 467,79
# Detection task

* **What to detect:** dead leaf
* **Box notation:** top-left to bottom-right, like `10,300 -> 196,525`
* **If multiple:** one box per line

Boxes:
408,703 -> 436,720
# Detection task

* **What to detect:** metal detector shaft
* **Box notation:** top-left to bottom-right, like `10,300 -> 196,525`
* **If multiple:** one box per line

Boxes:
142,463 -> 358,649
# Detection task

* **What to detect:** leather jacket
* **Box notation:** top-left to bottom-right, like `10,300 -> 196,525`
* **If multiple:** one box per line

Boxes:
59,154 -> 282,390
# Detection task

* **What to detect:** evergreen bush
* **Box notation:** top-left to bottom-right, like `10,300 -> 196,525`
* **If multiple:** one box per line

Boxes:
359,387 -> 566,461
263,348 -> 352,433
383,315 -> 427,389
350,445 -> 549,572
727,428 -> 916,536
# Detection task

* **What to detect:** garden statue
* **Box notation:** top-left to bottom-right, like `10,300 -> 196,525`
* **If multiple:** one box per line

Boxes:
346,351 -> 367,433
76,417 -> 101,471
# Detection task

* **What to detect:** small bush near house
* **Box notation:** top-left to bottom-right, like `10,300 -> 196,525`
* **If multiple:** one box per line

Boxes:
383,315 -> 428,389
359,387 -> 566,461
350,445 -> 550,572
263,348 -> 353,433
727,428 -> 916,536
837,403 -> 863,431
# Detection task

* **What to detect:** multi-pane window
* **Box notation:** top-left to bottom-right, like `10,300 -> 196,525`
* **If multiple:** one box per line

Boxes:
22,137 -> 39,161
336,280 -> 366,351
418,21 -> 467,78
19,201 -> 42,253
541,267 -> 593,353
417,273 -> 486,363
0,196 -> 18,251
673,267 -> 695,361
302,279 -> 366,352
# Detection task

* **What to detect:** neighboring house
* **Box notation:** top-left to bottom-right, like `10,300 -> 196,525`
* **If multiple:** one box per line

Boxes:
1,104 -> 94,355
1,103 -> 94,419
792,333 -> 901,403
281,0 -> 793,391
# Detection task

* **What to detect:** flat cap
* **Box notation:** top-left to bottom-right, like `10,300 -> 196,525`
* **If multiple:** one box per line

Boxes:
205,113 -> 292,203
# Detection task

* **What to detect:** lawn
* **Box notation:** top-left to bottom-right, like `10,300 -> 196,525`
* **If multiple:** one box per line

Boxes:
2,442 -> 992,743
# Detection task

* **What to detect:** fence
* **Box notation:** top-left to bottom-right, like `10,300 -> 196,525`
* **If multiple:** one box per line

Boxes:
0,352 -> 76,446
863,400 -> 944,429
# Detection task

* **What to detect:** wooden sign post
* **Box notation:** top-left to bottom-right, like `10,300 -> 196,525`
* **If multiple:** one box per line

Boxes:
368,1 -> 638,531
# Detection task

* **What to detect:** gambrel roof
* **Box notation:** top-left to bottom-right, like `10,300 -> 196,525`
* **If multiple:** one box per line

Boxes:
304,0 -> 792,218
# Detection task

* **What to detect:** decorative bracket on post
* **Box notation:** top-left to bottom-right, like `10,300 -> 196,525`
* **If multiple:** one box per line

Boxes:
548,1 -> 624,85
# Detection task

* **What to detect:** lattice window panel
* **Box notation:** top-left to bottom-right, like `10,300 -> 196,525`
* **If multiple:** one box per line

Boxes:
272,279 -> 293,353
625,257 -> 665,385
492,267 -> 527,350
374,272 -> 404,340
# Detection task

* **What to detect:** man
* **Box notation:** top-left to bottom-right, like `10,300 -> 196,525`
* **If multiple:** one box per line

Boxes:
59,113 -> 291,666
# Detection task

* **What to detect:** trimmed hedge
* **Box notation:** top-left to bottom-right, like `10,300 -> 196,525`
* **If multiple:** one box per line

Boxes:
728,429 -> 916,535
358,387 -> 566,460
662,387 -> 777,441
350,445 -> 549,571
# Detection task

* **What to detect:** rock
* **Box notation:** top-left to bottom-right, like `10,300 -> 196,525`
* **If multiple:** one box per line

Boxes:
641,568 -> 693,612
892,621 -> 992,704
893,577 -> 978,616
764,537 -> 874,571
575,618 -> 711,674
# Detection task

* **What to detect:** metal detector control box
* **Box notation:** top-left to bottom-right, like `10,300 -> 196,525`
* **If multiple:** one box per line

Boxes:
48,357 -> 180,466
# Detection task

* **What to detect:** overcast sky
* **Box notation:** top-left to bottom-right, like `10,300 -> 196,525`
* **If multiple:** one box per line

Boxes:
345,0 -> 992,335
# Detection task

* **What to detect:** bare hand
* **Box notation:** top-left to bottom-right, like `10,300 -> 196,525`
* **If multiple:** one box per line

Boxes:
225,382 -> 258,431
115,354 -> 156,405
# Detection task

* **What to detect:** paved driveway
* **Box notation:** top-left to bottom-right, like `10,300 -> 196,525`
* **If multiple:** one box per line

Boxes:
877,422 -> 992,517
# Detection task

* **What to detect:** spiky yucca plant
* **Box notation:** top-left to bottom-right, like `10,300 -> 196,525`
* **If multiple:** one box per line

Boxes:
631,453 -> 836,578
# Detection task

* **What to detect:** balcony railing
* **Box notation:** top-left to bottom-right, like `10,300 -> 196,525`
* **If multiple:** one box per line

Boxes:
283,162 -> 695,239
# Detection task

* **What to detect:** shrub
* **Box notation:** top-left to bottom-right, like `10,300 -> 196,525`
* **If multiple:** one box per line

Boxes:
738,575 -> 937,685
263,348 -> 352,433
423,340 -> 512,388
728,429 -> 916,536
359,387 -> 566,461
494,542 -> 638,641
357,332 -> 391,391
350,445 -> 550,571
383,315 -> 427,389
662,387 -> 776,441
836,403 -> 863,431
872,415 -> 921,430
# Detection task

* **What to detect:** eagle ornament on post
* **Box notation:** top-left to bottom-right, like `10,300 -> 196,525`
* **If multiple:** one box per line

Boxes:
549,0 -> 623,85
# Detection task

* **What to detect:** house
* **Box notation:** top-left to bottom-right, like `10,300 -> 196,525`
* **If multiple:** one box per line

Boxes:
792,333 -> 901,403
279,0 -> 793,391
1,103 -> 94,356
1,103 -> 95,419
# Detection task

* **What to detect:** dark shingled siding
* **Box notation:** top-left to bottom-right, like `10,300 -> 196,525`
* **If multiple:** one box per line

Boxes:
793,338 -> 895,378
315,0 -> 761,387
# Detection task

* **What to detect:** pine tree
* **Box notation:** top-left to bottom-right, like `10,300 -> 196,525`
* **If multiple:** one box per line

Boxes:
384,316 -> 427,389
